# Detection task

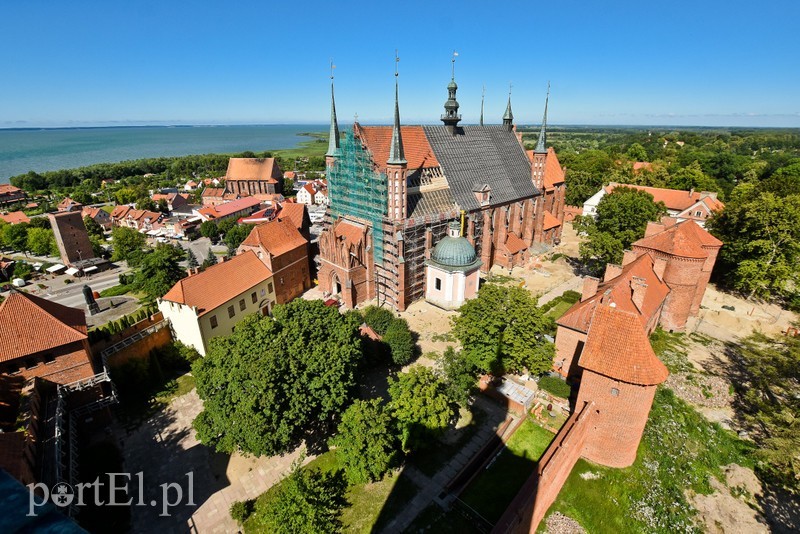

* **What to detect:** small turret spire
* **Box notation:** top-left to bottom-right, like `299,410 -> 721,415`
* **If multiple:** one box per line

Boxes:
441,51 -> 461,133
325,60 -> 340,158
387,51 -> 406,166
502,83 -> 514,130
534,82 -> 550,154
480,85 -> 485,126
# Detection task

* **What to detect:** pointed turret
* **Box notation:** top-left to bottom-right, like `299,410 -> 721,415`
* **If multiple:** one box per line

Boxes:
325,78 -> 340,158
387,60 -> 406,166
441,52 -> 461,134
534,82 -> 550,154
480,86 -> 485,127
503,87 -> 514,131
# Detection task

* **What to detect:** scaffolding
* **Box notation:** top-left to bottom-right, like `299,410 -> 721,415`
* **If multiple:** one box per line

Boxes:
329,129 -> 388,265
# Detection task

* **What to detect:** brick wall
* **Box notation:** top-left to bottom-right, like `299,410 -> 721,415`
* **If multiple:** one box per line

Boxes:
106,324 -> 173,369
553,326 -> 586,379
271,245 -> 311,305
1,341 -> 95,386
576,371 -> 657,468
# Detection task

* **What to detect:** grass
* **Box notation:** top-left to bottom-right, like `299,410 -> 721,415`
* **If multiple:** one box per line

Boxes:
244,450 -> 420,533
543,387 -> 753,533
649,327 -> 694,373
154,373 -> 196,405
271,133 -> 328,160
101,205 -> 115,214
410,408 -> 485,477
544,300 -> 573,321
537,375 -> 571,398
460,419 -> 555,523
99,283 -> 133,297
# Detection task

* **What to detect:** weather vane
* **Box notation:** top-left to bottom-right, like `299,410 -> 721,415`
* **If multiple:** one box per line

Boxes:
451,50 -> 458,79
330,59 -> 335,80
509,82 -> 513,97
395,49 -> 400,77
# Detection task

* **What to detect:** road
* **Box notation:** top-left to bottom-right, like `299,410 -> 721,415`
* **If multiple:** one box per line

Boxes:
41,265 -> 132,308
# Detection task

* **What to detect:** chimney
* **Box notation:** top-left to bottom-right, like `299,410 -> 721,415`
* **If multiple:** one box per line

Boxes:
604,263 -> 623,282
581,276 -> 600,302
622,249 -> 638,266
689,188 -> 695,197
653,257 -> 667,280
631,277 -> 648,312
186,268 -> 193,277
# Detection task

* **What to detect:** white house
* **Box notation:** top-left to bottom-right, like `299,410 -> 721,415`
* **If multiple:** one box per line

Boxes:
158,251 -> 275,356
296,183 -> 316,205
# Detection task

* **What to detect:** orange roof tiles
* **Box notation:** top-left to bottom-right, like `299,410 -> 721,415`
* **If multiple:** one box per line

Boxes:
240,218 -> 307,256
0,292 -> 87,362
605,183 -> 723,212
161,251 -> 272,316
0,184 -> 22,195
632,161 -> 653,172
276,203 -> 307,230
226,158 -> 281,183
197,197 -> 261,219
334,219 -> 367,248
558,253 -> 670,334
0,211 -> 30,225
579,304 -> 669,386
632,219 -> 721,259
202,187 -> 226,198
110,205 -> 132,219
544,148 -> 566,189
542,211 -> 561,231
504,233 -> 527,254
359,126 -> 440,170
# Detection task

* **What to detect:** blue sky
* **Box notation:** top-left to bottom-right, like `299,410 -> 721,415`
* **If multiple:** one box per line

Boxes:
1,0 -> 798,127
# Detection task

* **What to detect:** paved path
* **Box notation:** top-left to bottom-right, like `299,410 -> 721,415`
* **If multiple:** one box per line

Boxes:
120,388 -> 310,534
381,399 -> 509,533
536,276 -> 583,307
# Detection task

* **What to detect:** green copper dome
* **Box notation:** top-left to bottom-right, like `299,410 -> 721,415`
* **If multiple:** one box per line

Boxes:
428,222 -> 482,271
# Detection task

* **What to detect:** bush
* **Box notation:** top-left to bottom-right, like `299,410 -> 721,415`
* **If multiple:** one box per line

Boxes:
383,318 -> 415,366
363,305 -> 394,335
230,500 -> 253,524
537,375 -> 571,398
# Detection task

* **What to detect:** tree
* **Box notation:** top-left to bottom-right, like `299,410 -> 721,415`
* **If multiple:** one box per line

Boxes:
224,224 -> 253,255
186,248 -> 199,269
202,247 -> 217,267
451,284 -> 554,375
362,305 -> 394,335
437,347 -> 477,407
253,459 -> 346,534
4,223 -> 29,253
626,142 -> 648,161
383,318 -> 415,366
135,197 -> 156,211
111,226 -> 146,265
576,187 -> 667,273
26,227 -> 56,257
193,299 -> 362,456
217,218 -> 236,236
666,161 -> 719,192
329,399 -> 399,484
707,183 -> 800,300
132,243 -> 186,299
83,216 -> 105,239
388,366 -> 452,451
199,220 -> 219,241
564,170 -> 604,206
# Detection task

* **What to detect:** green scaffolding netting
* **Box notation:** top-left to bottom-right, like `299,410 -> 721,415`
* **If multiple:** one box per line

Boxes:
328,129 -> 387,264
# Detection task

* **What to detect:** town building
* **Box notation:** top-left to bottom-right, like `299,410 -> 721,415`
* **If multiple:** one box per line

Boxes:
57,197 -> 83,212
0,184 -> 26,207
224,158 -> 283,197
318,69 -> 565,311
152,192 -> 190,213
296,183 -> 316,205
81,206 -> 112,230
109,205 -> 164,231
200,187 -> 232,207
424,221 -> 482,310
0,211 -> 30,225
237,218 -> 311,305
158,251 -> 276,356
48,211 -> 96,267
195,196 -> 262,223
583,183 -> 724,227
0,291 -> 96,384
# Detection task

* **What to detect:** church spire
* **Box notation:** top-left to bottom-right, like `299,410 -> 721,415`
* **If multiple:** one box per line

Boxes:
534,82 -> 550,154
441,51 -> 461,133
480,85 -> 485,126
325,61 -> 340,158
503,84 -> 514,131
387,51 -> 406,166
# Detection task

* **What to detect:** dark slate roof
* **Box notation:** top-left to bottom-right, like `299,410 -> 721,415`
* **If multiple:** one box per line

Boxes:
422,125 -> 539,211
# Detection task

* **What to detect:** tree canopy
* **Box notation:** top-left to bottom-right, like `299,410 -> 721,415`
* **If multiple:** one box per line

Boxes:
193,299 -> 363,456
110,226 -> 146,264
388,366 -> 453,451
132,243 -> 186,299
26,227 -> 57,257
451,283 -> 554,375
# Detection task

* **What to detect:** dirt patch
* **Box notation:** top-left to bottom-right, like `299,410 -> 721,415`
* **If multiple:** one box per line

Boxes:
687,471 -> 768,534
545,511 -> 586,534
398,299 -> 459,356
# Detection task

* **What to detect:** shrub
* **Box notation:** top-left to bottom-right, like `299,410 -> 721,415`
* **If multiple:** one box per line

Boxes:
363,305 -> 395,335
383,318 -> 415,366
537,375 -> 571,398
230,499 -> 253,524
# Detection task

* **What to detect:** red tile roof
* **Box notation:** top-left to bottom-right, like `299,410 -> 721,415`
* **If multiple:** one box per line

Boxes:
542,211 -> 561,230
226,158 -> 281,184
605,183 -> 722,212
0,184 -> 22,195
276,203 -> 308,230
632,219 -> 722,259
578,303 -> 669,386
202,187 -> 226,198
334,219 -> 367,248
0,292 -> 87,362
558,253 -> 670,334
504,233 -> 527,254
240,218 -> 307,257
528,148 -> 566,190
0,211 -> 30,225
197,197 -> 261,220
110,205 -> 132,219
632,161 -> 653,172
161,250 -> 272,316
359,126 -> 440,170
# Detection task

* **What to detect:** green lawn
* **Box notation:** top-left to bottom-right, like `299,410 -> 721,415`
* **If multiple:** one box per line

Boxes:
544,300 -> 573,321
460,419 -> 554,523
244,451 -> 420,533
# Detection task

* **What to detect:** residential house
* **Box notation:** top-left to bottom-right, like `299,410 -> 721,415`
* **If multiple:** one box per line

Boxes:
57,197 -> 83,212
82,206 -> 112,230
314,186 -> 329,206
237,218 -> 311,304
296,183 -> 316,205
158,251 -> 276,356
239,206 -> 278,225
583,183 -> 724,227
109,206 -> 163,231
0,184 -> 26,207
0,211 -> 30,225
152,192 -> 190,213
196,197 -> 262,223
184,180 -> 199,191
200,187 -> 233,207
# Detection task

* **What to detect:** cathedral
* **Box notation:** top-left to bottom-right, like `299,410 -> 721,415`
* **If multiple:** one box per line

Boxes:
318,65 -> 566,311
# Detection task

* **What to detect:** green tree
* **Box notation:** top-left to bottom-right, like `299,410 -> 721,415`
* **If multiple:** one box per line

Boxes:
707,183 -> 800,300
667,161 -> 719,192
4,223 -> 29,253
564,170 -> 603,206
193,300 -> 362,456
199,220 -> 220,241
362,305 -> 395,335
26,227 -> 56,257
388,366 -> 453,451
437,347 -> 477,407
451,284 -> 554,374
202,247 -> 217,267
136,197 -> 156,211
186,248 -> 199,269
111,226 -> 146,265
132,243 -> 186,299
626,142 -> 648,161
114,188 -> 138,205
224,224 -> 253,255
253,459 -> 346,534
83,216 -> 105,239
383,318 -> 415,366
329,399 -> 399,483
217,218 -> 236,236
